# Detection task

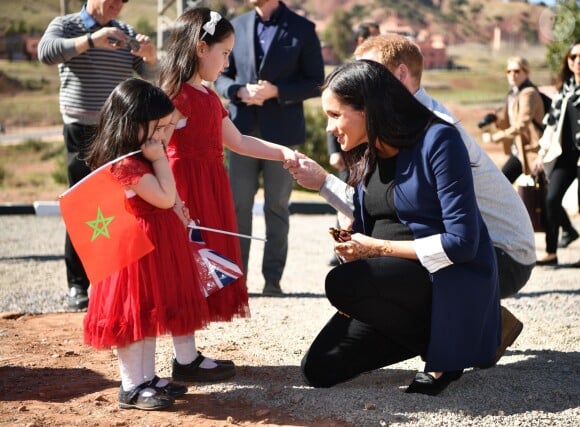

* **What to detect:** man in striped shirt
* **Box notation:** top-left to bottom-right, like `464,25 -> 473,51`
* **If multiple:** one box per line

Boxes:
38,0 -> 159,310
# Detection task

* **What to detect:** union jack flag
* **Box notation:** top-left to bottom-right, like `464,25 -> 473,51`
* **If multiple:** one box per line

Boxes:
189,226 -> 243,297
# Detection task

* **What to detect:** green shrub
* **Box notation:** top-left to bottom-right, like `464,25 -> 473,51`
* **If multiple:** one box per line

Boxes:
15,138 -> 45,152
302,102 -> 330,171
0,164 -> 7,185
52,150 -> 68,185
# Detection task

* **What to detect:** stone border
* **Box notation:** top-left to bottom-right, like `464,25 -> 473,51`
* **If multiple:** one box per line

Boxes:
0,201 -> 336,216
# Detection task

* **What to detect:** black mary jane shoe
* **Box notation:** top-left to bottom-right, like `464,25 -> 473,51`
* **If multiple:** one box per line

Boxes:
118,383 -> 174,411
148,375 -> 188,398
405,370 -> 464,396
172,354 -> 236,383
197,351 -> 235,366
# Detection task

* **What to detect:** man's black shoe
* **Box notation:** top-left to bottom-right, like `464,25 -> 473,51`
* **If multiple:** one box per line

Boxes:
262,279 -> 283,295
68,286 -> 88,310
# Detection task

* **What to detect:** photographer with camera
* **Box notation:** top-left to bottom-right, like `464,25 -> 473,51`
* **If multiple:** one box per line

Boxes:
480,57 -> 577,250
38,0 -> 159,311
480,57 -> 545,182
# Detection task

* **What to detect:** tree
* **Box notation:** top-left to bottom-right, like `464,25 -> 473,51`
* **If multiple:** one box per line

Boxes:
322,10 -> 354,62
545,0 -> 580,74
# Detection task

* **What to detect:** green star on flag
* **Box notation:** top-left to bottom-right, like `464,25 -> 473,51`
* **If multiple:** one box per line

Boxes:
86,207 -> 115,241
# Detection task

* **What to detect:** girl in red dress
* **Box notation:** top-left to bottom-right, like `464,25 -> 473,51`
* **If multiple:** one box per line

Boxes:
83,78 -> 210,410
158,8 -> 298,380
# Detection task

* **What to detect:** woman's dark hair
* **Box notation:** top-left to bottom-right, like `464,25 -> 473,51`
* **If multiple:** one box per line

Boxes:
159,7 -> 234,98
322,59 -> 440,186
86,78 -> 175,169
555,39 -> 580,91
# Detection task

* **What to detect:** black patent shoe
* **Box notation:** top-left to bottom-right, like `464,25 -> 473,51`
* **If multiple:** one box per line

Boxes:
172,354 -> 236,383
405,370 -> 464,396
197,351 -> 235,366
67,286 -> 88,310
148,375 -> 187,398
118,383 -> 174,411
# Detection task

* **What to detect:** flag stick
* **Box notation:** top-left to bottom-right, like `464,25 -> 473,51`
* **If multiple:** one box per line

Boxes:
188,222 -> 267,242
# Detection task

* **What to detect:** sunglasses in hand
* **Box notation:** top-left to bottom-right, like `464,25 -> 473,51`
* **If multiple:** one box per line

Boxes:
329,227 -> 354,242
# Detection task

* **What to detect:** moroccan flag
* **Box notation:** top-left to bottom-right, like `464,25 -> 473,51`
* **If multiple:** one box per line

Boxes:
59,151 -> 154,284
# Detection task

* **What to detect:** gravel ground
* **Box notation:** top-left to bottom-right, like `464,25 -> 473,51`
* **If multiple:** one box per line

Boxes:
0,211 -> 579,426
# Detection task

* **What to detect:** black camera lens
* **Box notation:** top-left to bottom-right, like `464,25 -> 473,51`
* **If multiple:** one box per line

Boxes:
477,113 -> 497,129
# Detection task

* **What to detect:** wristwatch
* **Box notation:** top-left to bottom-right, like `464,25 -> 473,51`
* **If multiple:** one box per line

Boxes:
86,33 -> 94,49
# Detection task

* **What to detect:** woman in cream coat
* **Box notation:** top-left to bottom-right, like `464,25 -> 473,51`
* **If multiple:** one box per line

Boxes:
482,57 -> 545,181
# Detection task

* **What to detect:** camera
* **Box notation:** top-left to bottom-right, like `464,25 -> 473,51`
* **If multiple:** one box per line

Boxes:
108,37 -> 140,51
477,113 -> 498,129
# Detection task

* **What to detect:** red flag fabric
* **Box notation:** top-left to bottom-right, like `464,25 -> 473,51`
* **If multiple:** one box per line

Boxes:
59,156 -> 154,284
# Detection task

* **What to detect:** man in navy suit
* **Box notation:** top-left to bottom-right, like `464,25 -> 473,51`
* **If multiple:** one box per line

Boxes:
216,0 -> 324,295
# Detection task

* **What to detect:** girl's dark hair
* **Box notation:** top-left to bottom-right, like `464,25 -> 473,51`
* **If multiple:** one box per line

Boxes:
555,40 -> 580,91
86,78 -> 175,169
159,7 -> 234,98
322,59 -> 440,186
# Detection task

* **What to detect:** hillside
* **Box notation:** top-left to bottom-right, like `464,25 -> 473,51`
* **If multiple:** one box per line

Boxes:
0,0 -> 550,47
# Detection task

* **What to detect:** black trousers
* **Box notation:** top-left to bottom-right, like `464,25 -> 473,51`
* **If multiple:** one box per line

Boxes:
63,123 -> 96,292
301,246 -> 532,388
301,257 -> 432,388
545,155 -> 580,253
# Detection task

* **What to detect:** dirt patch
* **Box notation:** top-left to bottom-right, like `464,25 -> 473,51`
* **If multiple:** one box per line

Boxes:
0,312 -> 352,427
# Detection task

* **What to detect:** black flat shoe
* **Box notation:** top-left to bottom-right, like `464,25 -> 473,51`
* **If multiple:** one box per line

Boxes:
148,375 -> 187,398
536,256 -> 558,266
197,351 -> 235,366
405,370 -> 463,396
118,384 -> 174,411
172,355 -> 236,383
558,230 -> 579,248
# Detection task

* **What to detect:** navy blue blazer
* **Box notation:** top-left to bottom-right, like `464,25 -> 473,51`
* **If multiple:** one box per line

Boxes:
353,123 -> 501,371
215,2 -> 324,147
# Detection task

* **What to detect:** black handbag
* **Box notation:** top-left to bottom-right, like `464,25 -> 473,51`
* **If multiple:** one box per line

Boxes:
517,172 -> 546,232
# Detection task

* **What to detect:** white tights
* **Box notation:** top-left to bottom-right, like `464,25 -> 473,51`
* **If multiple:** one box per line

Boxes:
117,338 -> 157,393
172,334 -> 217,369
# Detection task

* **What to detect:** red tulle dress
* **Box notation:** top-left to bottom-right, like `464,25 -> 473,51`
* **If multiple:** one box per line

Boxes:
167,83 -> 250,321
84,155 -> 210,350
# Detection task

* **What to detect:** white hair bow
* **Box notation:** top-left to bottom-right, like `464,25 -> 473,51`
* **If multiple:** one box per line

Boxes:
200,11 -> 222,40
